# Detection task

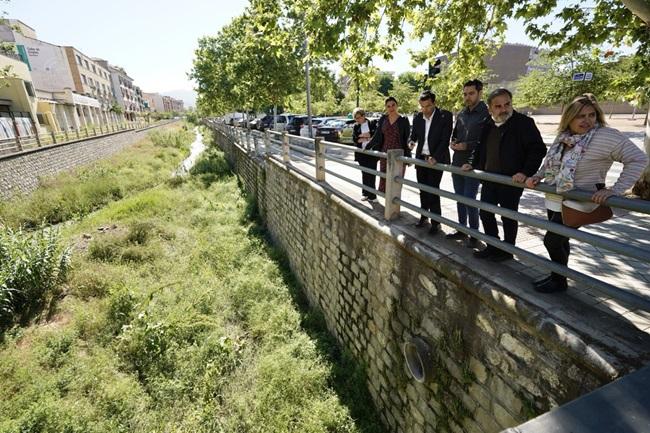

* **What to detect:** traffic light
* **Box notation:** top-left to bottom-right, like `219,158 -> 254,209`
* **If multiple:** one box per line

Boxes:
428,59 -> 441,78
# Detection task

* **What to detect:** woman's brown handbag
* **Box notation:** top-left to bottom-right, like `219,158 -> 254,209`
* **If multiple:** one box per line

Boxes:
561,203 -> 613,228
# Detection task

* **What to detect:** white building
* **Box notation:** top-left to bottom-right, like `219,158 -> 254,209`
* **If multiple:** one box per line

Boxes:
0,20 -> 122,132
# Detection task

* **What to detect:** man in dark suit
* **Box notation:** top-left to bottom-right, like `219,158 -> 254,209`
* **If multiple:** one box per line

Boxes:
352,108 -> 378,201
409,90 -> 453,234
462,88 -> 546,261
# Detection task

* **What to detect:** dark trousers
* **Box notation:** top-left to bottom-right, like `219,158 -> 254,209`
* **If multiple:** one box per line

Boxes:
357,155 -> 378,199
416,159 -> 443,226
479,181 -> 522,246
544,210 -> 570,284
451,173 -> 480,229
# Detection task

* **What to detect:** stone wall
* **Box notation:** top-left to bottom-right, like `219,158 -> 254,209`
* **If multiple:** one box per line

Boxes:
213,127 -> 650,433
0,123 -> 173,199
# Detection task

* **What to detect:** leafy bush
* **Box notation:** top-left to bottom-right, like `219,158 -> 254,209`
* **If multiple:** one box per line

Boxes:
148,129 -> 195,148
189,147 -> 231,187
0,226 -> 71,330
87,222 -> 161,264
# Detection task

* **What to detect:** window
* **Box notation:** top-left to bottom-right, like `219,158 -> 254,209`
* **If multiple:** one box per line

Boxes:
76,55 -> 82,65
92,65 -> 96,73
81,74 -> 87,84
24,81 -> 35,97
84,59 -> 89,69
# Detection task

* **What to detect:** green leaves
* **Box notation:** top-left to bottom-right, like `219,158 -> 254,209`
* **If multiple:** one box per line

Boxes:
0,225 -> 71,331
191,0 -> 305,116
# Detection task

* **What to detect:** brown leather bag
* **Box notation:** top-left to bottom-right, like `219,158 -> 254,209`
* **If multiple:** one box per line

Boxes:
561,203 -> 613,228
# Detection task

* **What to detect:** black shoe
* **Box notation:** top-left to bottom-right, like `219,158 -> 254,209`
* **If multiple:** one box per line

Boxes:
534,279 -> 568,293
489,250 -> 513,262
473,247 -> 494,259
466,237 -> 481,249
445,231 -> 468,240
429,224 -> 441,235
533,275 -> 552,287
361,196 -> 369,201
414,216 -> 428,228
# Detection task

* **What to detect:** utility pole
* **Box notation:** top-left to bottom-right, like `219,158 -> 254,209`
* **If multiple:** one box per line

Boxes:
304,38 -> 313,138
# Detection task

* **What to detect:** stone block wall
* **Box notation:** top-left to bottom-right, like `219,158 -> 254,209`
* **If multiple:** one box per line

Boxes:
0,123 -> 173,199
213,128 -> 650,433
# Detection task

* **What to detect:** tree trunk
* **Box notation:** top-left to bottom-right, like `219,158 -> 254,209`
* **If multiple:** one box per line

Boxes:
632,105 -> 650,199
619,0 -> 650,23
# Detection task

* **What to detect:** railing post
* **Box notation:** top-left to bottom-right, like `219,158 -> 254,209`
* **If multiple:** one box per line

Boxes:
12,119 -> 22,151
264,130 -> 271,155
64,129 -> 69,141
282,132 -> 290,163
51,131 -> 57,144
253,133 -> 261,155
384,149 -> 405,220
314,137 -> 326,182
93,127 -> 97,136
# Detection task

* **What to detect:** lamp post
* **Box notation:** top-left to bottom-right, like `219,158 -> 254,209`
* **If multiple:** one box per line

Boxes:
304,39 -> 313,138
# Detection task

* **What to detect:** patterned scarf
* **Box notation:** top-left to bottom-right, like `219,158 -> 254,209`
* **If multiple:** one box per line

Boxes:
542,125 -> 599,192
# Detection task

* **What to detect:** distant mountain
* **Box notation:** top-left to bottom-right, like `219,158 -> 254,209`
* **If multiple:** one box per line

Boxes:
160,89 -> 197,109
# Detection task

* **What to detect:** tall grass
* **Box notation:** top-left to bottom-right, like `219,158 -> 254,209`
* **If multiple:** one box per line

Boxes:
0,125 -> 193,229
0,143 -> 384,432
0,225 -> 71,331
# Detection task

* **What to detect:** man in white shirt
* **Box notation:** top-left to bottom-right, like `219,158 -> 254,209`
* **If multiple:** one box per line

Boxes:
409,90 -> 453,234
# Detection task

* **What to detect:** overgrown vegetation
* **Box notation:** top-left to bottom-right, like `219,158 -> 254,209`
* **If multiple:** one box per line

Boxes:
0,135 -> 383,432
0,125 -> 193,229
0,226 -> 71,332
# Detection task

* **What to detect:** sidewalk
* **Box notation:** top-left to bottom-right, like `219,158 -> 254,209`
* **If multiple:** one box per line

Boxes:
278,136 -> 650,334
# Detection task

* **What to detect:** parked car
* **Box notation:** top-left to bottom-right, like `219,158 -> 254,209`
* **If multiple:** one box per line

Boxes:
266,114 -> 295,132
337,119 -> 357,145
315,118 -> 348,143
287,115 -> 308,135
300,117 -> 328,137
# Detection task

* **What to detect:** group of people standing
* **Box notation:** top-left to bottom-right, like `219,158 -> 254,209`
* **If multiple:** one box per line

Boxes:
352,81 -> 648,293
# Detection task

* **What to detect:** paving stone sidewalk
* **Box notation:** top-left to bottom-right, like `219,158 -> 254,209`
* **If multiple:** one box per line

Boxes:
267,124 -> 650,333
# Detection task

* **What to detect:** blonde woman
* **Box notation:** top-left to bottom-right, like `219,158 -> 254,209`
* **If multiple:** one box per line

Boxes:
526,94 -> 648,293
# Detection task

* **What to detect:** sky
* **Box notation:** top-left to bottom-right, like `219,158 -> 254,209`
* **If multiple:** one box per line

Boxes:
5,0 -> 538,107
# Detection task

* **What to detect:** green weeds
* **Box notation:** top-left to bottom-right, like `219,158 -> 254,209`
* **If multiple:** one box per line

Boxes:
0,226 -> 71,332
0,139 -> 383,432
0,125 -> 193,229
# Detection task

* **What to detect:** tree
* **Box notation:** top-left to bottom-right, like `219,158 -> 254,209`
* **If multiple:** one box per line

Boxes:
376,71 -> 394,96
396,71 -> 428,93
515,50 -> 616,109
282,0 -> 650,196
191,0 -> 304,117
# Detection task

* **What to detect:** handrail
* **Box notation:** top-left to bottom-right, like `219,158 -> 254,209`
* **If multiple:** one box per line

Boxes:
397,176 -> 650,262
209,121 -> 650,311
402,156 -> 650,215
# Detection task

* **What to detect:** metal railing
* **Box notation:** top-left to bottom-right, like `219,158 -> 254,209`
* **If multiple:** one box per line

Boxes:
0,121 -> 150,156
207,120 -> 650,311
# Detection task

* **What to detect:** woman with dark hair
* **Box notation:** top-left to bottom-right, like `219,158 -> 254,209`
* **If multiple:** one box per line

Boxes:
367,97 -> 412,192
526,94 -> 648,293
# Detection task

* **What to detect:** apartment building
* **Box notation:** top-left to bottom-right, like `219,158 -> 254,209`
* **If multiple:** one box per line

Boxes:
162,95 -> 184,113
95,62 -> 145,121
64,48 -> 114,126
143,92 -> 165,112
0,20 -> 120,132
0,52 -> 41,138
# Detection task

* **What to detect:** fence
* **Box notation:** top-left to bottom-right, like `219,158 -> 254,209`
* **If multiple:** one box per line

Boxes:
0,121 -> 150,156
208,120 -> 650,312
